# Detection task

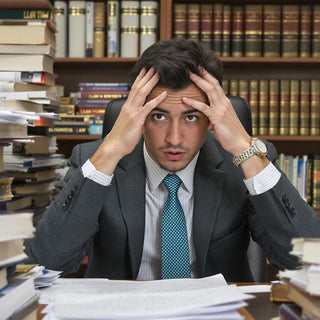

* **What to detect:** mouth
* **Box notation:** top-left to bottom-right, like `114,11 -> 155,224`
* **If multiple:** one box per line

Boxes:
163,151 -> 184,161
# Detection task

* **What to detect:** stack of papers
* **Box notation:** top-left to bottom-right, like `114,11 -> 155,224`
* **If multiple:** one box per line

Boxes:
40,274 -> 254,320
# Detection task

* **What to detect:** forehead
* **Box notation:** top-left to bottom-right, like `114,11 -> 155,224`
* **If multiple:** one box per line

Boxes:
147,84 -> 208,108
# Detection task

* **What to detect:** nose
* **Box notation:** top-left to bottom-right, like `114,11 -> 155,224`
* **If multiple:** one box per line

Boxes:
165,120 -> 183,146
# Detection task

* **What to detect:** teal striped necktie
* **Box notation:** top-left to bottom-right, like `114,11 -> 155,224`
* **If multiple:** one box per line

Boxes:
161,174 -> 191,279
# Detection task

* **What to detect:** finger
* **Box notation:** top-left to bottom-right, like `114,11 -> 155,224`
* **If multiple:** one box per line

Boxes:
181,96 -> 212,118
140,91 -> 167,118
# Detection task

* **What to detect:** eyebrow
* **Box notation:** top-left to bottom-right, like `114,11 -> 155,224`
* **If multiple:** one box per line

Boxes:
152,107 -> 201,115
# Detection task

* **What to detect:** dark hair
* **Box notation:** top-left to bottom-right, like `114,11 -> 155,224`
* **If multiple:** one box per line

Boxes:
130,39 -> 223,89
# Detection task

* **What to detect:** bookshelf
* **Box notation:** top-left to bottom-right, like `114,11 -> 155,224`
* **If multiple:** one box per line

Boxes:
54,0 -> 320,160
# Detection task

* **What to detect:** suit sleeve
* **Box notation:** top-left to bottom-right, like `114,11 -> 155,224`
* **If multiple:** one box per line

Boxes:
248,141 -> 320,269
24,143 -> 110,275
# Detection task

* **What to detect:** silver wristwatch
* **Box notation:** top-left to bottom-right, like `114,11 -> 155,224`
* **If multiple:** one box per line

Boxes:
232,137 -> 268,167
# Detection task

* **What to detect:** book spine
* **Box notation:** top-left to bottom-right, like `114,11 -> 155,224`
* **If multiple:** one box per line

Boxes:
312,154 -> 320,209
229,79 -> 238,97
312,5 -> 320,58
107,0 -> 120,57
231,5 -> 244,57
238,79 -> 249,103
0,9 -> 54,20
268,79 -> 280,135
289,80 -> 300,135
54,0 -> 67,58
212,4 -> 223,56
244,5 -> 262,57
86,1 -> 94,57
79,92 -> 127,99
258,79 -> 269,135
140,0 -> 158,55
299,5 -> 312,58
68,0 -> 86,58
263,5 -> 281,57
299,79 -> 310,136
93,2 -> 106,58
280,79 -> 290,135
310,80 -> 320,136
199,4 -> 212,49
186,4 -> 200,41
49,125 -> 90,134
221,5 -> 231,57
120,0 -> 139,57
281,5 -> 299,58
173,4 -> 187,39
249,79 -> 259,136
221,79 -> 229,94
77,107 -> 106,115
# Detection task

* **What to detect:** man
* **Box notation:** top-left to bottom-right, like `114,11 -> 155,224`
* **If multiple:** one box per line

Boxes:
25,39 -> 320,282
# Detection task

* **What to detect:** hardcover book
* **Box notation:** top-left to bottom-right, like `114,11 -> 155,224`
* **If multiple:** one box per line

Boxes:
263,5 -> 281,57
231,5 -> 244,57
221,5 -> 231,57
93,2 -> 105,58
186,3 -> 200,41
299,5 -> 312,58
200,4 -> 212,49
173,3 -> 187,39
54,0 -> 67,57
212,4 -> 223,56
107,0 -> 120,57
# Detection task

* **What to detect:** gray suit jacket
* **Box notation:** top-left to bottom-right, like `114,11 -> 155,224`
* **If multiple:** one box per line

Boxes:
25,132 -> 320,282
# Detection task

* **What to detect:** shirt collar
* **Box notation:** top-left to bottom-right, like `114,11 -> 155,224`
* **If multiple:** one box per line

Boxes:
143,143 -> 199,193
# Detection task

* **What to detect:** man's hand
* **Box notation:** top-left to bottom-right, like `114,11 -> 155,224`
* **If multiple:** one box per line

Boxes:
90,67 -> 167,175
182,68 -> 269,178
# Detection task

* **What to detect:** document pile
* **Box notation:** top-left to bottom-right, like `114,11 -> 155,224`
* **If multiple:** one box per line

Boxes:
40,274 -> 254,320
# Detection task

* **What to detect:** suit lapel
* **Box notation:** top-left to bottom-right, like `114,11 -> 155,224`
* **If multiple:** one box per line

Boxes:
193,135 -> 227,277
116,141 -> 146,279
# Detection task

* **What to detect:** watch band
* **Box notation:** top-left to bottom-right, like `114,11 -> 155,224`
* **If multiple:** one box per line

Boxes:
232,142 -> 256,167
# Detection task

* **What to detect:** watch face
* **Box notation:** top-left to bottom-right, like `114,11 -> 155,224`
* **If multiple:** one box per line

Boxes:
256,139 -> 267,153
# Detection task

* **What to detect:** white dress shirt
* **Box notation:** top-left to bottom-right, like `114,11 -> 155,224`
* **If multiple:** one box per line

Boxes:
82,143 -> 281,280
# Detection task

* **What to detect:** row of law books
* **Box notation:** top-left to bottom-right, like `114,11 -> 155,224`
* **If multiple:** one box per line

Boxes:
276,153 -> 320,210
223,79 -> 320,137
278,238 -> 320,319
53,0 -> 158,58
173,3 -> 320,58
50,82 -> 130,135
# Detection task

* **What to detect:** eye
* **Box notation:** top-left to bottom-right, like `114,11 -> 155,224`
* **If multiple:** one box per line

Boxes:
185,115 -> 198,122
152,113 -> 166,121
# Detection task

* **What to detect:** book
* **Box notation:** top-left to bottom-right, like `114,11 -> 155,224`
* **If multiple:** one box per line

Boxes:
0,24 -> 56,49
283,279 -> 320,319
263,5 -> 281,57
12,135 -> 57,155
212,4 -> 223,56
85,1 -> 94,57
140,0 -> 158,55
231,5 -> 244,57
68,0 -> 86,57
0,195 -> 32,211
0,71 -> 55,86
281,5 -> 299,58
12,180 -> 57,196
0,44 -> 55,58
93,2 -> 105,58
0,177 -> 13,201
290,237 -> 320,264
173,3 -> 187,39
244,4 -> 263,57
312,154 -> 320,210
0,82 -> 55,93
0,277 -> 37,320
0,123 -> 28,139
0,0 -> 53,9
8,293 -> 39,320
0,9 -> 54,20
299,5 -> 312,58
0,90 -> 58,103
310,80 -> 320,136
270,281 -> 291,302
289,80 -> 300,136
0,212 -> 34,241
0,100 -> 44,113
120,0 -> 139,57
54,0 -> 67,58
4,153 -> 64,169
299,80 -> 310,136
186,3 -> 200,41
268,79 -> 279,135
279,79 -> 290,135
7,169 -> 57,183
49,124 -> 90,134
0,54 -> 54,73
199,4 -> 212,49
312,5 -> 320,58
0,19 -> 56,33
221,4 -> 231,57
0,239 -> 27,268
258,79 -> 269,135
0,268 -> 7,290
249,79 -> 259,136
107,0 -> 120,57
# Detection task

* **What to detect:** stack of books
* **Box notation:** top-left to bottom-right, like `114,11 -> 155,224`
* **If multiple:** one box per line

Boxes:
278,237 -> 320,319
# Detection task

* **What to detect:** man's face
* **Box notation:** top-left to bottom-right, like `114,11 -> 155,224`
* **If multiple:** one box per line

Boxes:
143,84 -> 211,172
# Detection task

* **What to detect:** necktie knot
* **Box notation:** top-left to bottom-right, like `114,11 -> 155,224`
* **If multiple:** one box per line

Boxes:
163,174 -> 182,194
